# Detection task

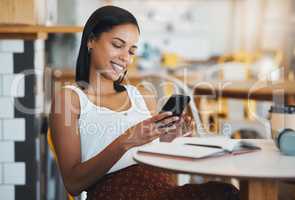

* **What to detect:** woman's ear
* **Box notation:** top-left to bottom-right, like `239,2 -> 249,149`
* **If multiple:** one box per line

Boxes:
87,32 -> 96,49
87,40 -> 93,50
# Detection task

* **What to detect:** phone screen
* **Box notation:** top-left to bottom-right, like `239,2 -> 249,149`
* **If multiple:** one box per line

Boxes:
161,95 -> 191,116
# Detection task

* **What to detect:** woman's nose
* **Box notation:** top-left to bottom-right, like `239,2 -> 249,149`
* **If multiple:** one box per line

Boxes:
119,50 -> 131,64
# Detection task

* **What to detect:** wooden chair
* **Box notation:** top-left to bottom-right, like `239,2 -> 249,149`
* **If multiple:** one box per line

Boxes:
47,129 -> 75,200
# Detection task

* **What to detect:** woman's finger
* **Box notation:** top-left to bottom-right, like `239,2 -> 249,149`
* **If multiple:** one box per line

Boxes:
188,117 -> 194,129
156,124 -> 177,133
148,112 -> 173,123
183,115 -> 192,126
155,116 -> 179,128
183,114 -> 190,123
183,131 -> 193,137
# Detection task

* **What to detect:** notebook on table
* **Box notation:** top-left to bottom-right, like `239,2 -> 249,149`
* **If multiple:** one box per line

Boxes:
138,137 -> 261,159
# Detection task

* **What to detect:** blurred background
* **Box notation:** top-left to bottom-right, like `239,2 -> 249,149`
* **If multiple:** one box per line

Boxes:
0,0 -> 295,199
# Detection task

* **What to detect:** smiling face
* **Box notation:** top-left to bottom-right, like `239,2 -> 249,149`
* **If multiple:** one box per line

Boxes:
87,23 -> 139,81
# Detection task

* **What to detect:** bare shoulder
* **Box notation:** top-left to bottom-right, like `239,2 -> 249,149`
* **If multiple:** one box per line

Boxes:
51,85 -> 81,116
136,84 -> 158,115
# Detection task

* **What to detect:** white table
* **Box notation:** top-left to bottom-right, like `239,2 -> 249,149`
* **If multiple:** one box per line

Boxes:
134,139 -> 295,200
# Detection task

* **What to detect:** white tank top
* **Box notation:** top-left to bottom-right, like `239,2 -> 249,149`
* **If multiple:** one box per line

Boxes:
64,84 -> 154,174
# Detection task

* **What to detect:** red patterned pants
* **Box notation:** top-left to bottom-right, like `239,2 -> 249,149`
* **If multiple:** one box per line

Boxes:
86,165 -> 239,200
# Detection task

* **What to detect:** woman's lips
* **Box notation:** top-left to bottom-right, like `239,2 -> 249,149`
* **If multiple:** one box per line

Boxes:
111,62 -> 125,75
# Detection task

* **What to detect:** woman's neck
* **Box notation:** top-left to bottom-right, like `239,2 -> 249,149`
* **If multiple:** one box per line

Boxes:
88,67 -> 116,95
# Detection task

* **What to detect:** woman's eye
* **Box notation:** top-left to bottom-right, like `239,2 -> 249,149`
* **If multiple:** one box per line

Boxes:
112,43 -> 123,48
129,51 -> 135,56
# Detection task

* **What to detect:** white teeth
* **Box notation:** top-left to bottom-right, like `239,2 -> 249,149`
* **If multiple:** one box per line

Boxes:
112,63 -> 123,71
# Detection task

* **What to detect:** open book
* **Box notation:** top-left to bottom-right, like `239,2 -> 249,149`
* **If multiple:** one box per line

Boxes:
138,137 -> 261,159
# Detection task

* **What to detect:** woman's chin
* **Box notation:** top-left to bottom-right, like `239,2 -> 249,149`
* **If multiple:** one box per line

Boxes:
100,70 -> 123,82
108,72 -> 121,81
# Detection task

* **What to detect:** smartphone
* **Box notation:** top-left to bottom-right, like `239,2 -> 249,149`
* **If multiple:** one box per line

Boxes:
157,95 -> 190,128
160,94 -> 191,116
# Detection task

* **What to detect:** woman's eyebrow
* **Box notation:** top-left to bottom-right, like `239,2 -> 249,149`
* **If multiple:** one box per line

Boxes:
113,37 -> 138,49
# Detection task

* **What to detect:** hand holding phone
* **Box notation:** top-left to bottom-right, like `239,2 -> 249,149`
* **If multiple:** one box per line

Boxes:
160,95 -> 191,116
157,95 -> 191,127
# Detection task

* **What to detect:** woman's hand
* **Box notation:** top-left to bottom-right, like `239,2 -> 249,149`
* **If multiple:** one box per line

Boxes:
159,113 -> 195,142
122,112 -> 180,150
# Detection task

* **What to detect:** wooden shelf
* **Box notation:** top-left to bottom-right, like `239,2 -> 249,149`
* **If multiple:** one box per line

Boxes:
0,25 -> 83,40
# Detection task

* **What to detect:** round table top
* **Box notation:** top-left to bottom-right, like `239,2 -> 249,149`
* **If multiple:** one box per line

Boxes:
134,139 -> 295,180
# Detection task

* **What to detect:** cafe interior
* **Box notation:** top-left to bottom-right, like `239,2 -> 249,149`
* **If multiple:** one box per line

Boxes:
0,0 -> 295,200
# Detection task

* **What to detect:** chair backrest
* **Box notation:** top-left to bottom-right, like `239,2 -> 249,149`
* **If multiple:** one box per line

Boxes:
47,129 -> 57,159
47,129 -> 75,200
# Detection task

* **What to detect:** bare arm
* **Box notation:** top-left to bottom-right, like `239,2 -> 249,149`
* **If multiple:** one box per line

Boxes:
50,88 -> 175,196
50,89 -> 133,196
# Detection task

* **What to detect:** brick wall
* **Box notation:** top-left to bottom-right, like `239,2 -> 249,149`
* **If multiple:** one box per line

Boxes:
0,39 -> 44,200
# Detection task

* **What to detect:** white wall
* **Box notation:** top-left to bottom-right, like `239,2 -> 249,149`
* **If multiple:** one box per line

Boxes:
72,0 -> 235,60
111,0 -> 233,60
53,0 -> 291,67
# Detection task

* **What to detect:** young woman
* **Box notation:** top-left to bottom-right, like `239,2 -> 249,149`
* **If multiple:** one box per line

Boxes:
50,5 -> 239,200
